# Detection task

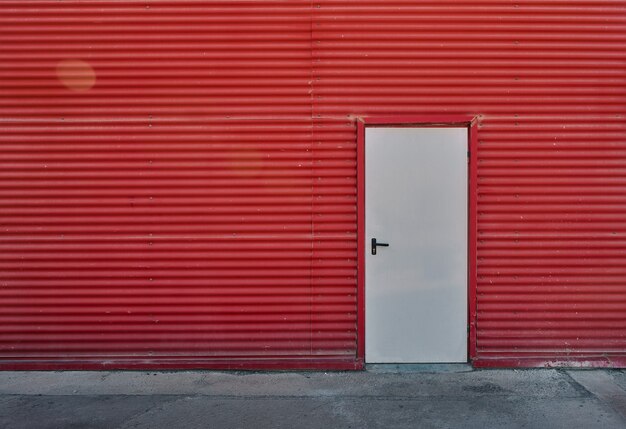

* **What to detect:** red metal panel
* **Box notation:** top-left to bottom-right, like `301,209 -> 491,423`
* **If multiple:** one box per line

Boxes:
0,0 -> 356,369
1,0 -> 626,369
312,0 -> 626,367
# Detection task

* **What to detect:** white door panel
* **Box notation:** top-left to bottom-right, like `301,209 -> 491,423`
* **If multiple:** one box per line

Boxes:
365,127 -> 468,363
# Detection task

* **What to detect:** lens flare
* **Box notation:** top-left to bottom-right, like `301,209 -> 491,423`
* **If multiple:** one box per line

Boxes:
56,59 -> 96,92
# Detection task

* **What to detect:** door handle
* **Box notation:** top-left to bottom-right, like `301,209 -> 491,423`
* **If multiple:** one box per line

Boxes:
371,238 -> 389,255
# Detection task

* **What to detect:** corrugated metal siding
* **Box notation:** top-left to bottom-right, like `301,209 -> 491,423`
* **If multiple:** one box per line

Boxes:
0,0 -> 356,367
1,0 -> 625,368
312,0 -> 626,366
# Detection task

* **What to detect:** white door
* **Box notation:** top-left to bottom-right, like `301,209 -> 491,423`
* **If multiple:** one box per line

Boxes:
365,127 -> 468,363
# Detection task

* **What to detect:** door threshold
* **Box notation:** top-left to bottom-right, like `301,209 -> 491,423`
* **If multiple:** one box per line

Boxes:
366,363 -> 473,373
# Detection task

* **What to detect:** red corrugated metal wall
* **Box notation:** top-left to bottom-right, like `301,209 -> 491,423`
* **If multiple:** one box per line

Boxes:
0,0 -> 357,369
312,0 -> 626,367
1,1 -> 625,368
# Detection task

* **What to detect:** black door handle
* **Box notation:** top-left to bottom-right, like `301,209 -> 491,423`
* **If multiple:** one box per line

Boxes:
371,238 -> 389,255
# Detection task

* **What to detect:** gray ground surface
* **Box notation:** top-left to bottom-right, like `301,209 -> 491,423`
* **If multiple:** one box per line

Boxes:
0,368 -> 625,429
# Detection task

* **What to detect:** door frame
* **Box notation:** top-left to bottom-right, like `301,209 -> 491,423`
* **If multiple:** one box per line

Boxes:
356,115 -> 478,367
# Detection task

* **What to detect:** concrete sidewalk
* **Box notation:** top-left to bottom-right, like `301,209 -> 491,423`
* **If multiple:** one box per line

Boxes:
0,368 -> 625,429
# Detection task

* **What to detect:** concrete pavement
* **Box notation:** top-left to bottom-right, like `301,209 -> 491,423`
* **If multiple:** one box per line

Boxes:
0,368 -> 625,429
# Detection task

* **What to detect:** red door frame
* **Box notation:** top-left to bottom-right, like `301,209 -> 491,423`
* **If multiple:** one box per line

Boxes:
356,115 -> 479,368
